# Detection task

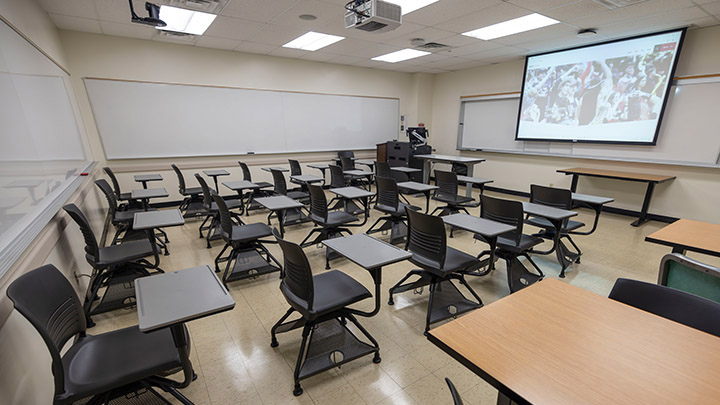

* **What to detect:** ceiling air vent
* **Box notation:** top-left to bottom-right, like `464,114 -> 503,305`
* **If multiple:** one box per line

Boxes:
592,0 -> 649,8
156,30 -> 196,42
417,42 -> 450,50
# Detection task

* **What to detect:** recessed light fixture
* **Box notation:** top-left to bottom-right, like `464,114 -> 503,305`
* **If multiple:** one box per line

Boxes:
372,48 -> 430,63
157,5 -> 216,35
299,14 -> 317,21
387,0 -> 439,15
462,13 -> 559,41
283,31 -> 345,51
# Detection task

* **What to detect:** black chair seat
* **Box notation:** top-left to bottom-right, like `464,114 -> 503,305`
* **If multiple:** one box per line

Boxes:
98,239 -> 154,265
182,186 -> 204,196
287,191 -> 309,200
526,216 -> 585,232
433,194 -> 474,205
496,234 -> 544,253
375,203 -> 420,216
229,222 -> 272,243
323,211 -> 359,226
285,270 -> 371,318
211,199 -> 241,212
63,327 -> 182,399
255,181 -> 273,189
412,246 -> 477,275
115,208 -> 158,222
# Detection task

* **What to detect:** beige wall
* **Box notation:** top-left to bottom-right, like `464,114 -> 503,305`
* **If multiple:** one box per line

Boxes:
429,25 -> 720,222
0,0 -> 68,69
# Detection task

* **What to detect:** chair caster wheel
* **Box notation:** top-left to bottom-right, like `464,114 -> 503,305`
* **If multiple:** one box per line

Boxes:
192,372 -> 198,381
293,386 -> 303,396
388,299 -> 394,306
270,338 -> 279,348
373,354 -> 381,363
575,258 -> 581,264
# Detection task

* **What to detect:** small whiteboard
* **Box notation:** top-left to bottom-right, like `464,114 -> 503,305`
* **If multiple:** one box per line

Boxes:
85,78 -> 399,159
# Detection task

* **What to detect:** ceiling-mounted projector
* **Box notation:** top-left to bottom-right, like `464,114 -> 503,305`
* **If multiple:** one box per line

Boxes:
344,0 -> 401,33
129,0 -> 167,27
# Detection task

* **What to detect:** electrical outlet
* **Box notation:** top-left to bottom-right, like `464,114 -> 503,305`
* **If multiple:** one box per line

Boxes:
549,183 -> 554,187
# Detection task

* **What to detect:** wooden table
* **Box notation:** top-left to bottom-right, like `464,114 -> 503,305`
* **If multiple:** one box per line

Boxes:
428,278 -> 720,405
646,219 -> 720,257
557,167 -> 675,227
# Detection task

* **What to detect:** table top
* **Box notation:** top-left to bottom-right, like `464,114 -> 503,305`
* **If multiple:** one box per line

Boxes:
262,167 -> 288,172
646,219 -> 720,257
428,278 -> 720,405
131,187 -> 169,200
223,180 -> 259,191
4,179 -> 44,188
415,154 -> 485,164
558,167 -> 675,183
572,192 -> 614,206
255,195 -> 304,210
203,169 -> 230,176
135,265 -> 235,332
391,166 -> 421,173
290,174 -> 323,183
133,209 -> 185,230
397,181 -> 439,192
522,201 -> 577,221
329,186 -> 374,199
308,163 -> 330,169
134,174 -> 163,182
344,169 -> 373,176
323,233 -> 411,269
457,175 -> 493,185
442,214 -> 515,238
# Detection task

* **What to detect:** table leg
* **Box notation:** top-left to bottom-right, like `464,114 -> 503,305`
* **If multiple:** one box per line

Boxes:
570,174 -> 579,192
465,164 -> 475,198
348,267 -> 382,317
145,229 -> 161,268
213,177 -> 219,194
425,191 -> 431,213
671,246 -> 686,254
278,209 -> 286,237
423,160 -> 431,184
631,182 -> 656,227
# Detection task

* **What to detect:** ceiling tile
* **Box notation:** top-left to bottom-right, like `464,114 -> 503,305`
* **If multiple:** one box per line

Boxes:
402,0 -> 503,26
233,41 -> 278,54
194,36 -> 242,50
37,0 -> 98,19
320,38 -> 376,55
434,2 -> 533,33
221,0 -> 297,23
384,27 -> 457,47
269,0 -> 346,31
203,16 -> 266,40
325,55 -> 367,66
99,21 -> 154,40
693,0 -> 719,4
507,0 -> 582,12
687,15 -> 720,27
268,47 -> 309,58
49,14 -> 102,33
542,0 -> 609,21
444,40 -> 505,57
422,57 -> 474,68
491,23 -> 579,46
95,0 -> 145,24
298,51 -> 339,61
244,25 -> 309,46
700,1 -> 720,14
443,60 -> 491,71
420,67 -> 451,73
462,45 -> 527,61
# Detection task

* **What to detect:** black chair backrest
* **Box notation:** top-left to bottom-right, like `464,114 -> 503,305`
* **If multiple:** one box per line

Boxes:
307,184 -> 328,223
289,159 -> 302,176
445,378 -> 464,405
238,161 -> 253,182
194,173 -> 214,211
376,176 -> 399,211
451,162 -> 468,176
434,170 -> 459,199
406,208 -> 447,269
271,169 -> 288,195
103,167 -> 123,200
480,195 -> 524,246
375,161 -> 391,178
329,165 -> 345,188
7,264 -> 86,397
95,179 -> 118,220
340,157 -> 355,171
212,194 -> 234,241
63,204 -> 100,267
274,230 -> 314,312
530,184 -> 572,210
338,151 -> 354,159
171,164 -> 187,194
609,278 -> 720,338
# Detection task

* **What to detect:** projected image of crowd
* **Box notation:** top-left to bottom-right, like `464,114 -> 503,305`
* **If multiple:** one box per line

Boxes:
521,50 -> 675,126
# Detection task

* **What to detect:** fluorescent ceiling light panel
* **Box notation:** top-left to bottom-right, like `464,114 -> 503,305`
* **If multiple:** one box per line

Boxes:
158,5 -> 216,35
283,31 -> 345,51
372,48 -> 430,63
462,13 -> 559,40
387,0 -> 439,15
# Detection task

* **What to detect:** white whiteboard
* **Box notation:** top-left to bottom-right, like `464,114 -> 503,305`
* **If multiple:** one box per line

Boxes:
458,78 -> 720,167
84,78 -> 399,159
